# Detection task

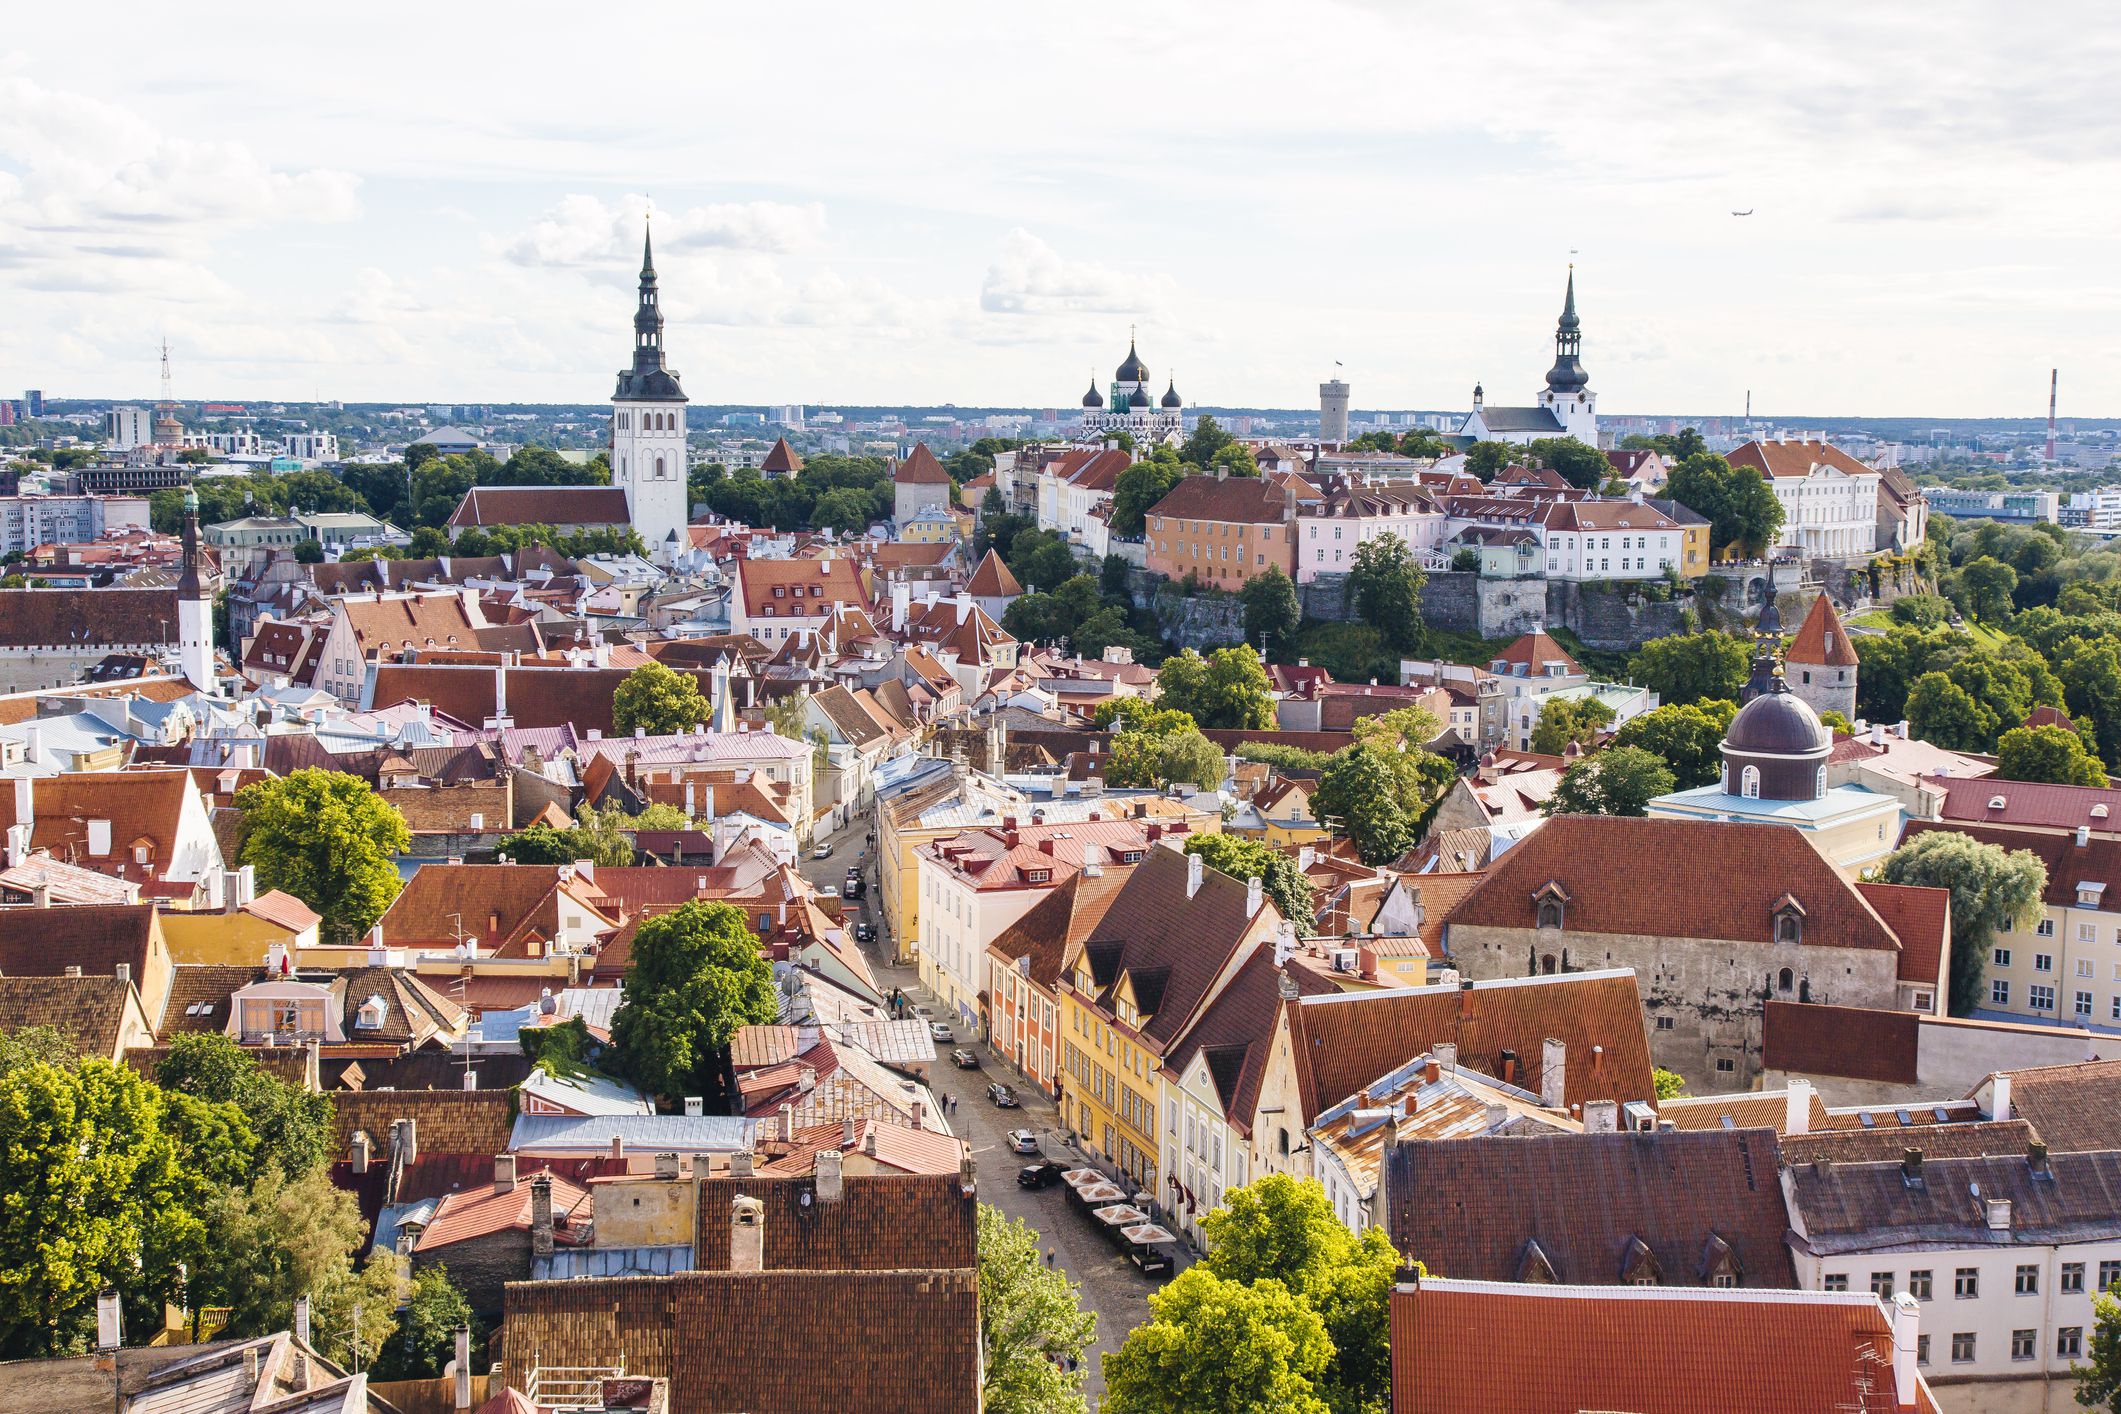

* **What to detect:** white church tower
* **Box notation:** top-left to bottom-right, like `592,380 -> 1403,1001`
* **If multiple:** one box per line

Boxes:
176,487 -> 215,692
611,222 -> 691,560
1536,268 -> 1598,444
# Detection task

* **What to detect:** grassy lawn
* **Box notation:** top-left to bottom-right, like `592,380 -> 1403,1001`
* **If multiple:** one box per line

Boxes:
1847,607 -> 2010,649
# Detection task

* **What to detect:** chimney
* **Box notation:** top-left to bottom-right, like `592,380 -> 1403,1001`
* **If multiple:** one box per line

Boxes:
780,1105 -> 797,1143
453,1325 -> 473,1412
493,1153 -> 517,1194
815,1147 -> 844,1203
609,1134 -> 625,1160
1186,850 -> 1204,899
350,1130 -> 371,1174
1985,1196 -> 2012,1231
1298,844 -> 1315,871
2078,824 -> 2092,847
1890,1293 -> 1920,1410
731,1151 -> 754,1178
841,1116 -> 857,1148
1991,1072 -> 2013,1122
1784,1078 -> 1814,1136
1423,1057 -> 1441,1085
1583,1100 -> 1620,1133
959,1153 -> 977,1196
2029,1140 -> 2052,1178
393,1116 -> 418,1167
114,962 -> 130,986
86,818 -> 112,856
655,1151 -> 680,1180
684,1096 -> 704,1117
1246,873 -> 1263,917
294,1293 -> 310,1347
1500,1048 -> 1519,1085
1901,1148 -> 1924,1184
912,1098 -> 926,1129
1458,979 -> 1475,1021
11,776 -> 29,831
1433,1042 -> 1457,1071
1540,1038 -> 1566,1108
729,1194 -> 765,1272
530,1174 -> 555,1256
244,1345 -> 260,1387
2,823 -> 26,869
95,1287 -> 122,1352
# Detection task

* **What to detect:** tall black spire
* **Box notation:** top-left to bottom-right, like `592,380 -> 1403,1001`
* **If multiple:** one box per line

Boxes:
177,486 -> 202,598
614,219 -> 686,403
1545,267 -> 1588,393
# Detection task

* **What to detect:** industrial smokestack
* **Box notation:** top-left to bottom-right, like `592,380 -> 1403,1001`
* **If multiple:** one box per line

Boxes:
2048,368 -> 2059,463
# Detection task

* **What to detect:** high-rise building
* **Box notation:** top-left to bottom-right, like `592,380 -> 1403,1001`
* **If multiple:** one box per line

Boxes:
1319,378 -> 1351,443
22,390 -> 43,419
106,407 -> 155,450
609,222 -> 691,561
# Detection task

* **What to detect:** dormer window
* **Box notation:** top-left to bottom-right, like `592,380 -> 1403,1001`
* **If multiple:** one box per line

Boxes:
1773,895 -> 1806,946
355,994 -> 388,1030
1026,869 -> 1050,885
1533,880 -> 1568,931
1741,765 -> 1761,799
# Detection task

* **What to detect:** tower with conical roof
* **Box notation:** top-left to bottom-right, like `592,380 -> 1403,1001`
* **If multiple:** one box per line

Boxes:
1784,594 -> 1859,724
611,221 -> 690,561
1535,268 -> 1597,443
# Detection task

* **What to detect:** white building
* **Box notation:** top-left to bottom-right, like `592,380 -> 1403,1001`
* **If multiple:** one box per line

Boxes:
1294,479 -> 1446,583
1726,438 -> 1881,560
0,494 -> 149,556
104,406 -> 155,451
609,224 -> 691,559
1784,1144 -> 2121,1391
1078,336 -> 1185,441
1456,271 -> 1597,447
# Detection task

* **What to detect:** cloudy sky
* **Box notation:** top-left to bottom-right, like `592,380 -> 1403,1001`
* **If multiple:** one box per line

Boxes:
2,2 -> 2114,416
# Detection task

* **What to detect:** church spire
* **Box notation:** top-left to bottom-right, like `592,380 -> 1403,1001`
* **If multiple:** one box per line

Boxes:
641,219 -> 657,282
631,218 -> 665,373
1544,265 -> 1588,393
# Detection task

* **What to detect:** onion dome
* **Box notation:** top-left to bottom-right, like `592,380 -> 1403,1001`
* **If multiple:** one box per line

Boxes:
1161,378 -> 1181,408
1116,338 -> 1149,384
1082,376 -> 1105,409
1128,386 -> 1151,409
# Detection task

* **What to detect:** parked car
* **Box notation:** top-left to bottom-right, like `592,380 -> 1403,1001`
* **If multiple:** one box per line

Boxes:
812,843 -> 832,860
854,922 -> 877,945
1007,1129 -> 1040,1155
929,1022 -> 954,1043
843,872 -> 865,898
1018,1161 -> 1065,1190
950,1048 -> 980,1069
987,1082 -> 1019,1108
818,885 -> 839,899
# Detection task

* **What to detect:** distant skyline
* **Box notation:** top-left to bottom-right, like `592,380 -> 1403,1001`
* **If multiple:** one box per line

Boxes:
3,4 -> 2115,418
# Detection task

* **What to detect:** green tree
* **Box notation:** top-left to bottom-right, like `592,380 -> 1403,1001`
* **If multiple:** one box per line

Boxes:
196,1165 -> 374,1343
1523,436 -> 1609,490
1880,830 -> 2047,1015
1104,1267 -> 1333,1414
293,539 -> 325,564
1996,724 -> 2109,787
2082,1281 -> 2121,1411
1853,626 -> 1965,723
1612,700 -> 1738,788
1157,646 -> 1276,730
612,661 -> 710,736
1007,528 -> 1080,592
812,486 -> 879,534
1653,1067 -> 1688,1100
1157,729 -> 1229,792
2061,640 -> 2121,770
978,1204 -> 1096,1414
1347,533 -> 1426,653
1463,442 -> 1511,483
1906,671 -> 1996,752
1544,746 -> 1677,818
1090,699 -> 1196,735
1666,452 -> 1783,557
0,1060 -> 199,1356
1179,415 -> 1238,469
1198,1174 -> 1400,1414
1528,696 -> 1615,755
1242,566 -> 1302,657
1312,744 -> 1416,865
1184,834 -> 1314,928
371,1264 -> 480,1381
1626,631 -> 1750,707
308,1255 -> 404,1372
610,901 -> 779,1104
1952,555 -> 2018,622
235,769 -> 411,942
153,1033 -> 333,1181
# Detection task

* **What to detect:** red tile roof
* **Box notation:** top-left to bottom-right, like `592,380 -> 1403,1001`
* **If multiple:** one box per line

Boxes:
1284,969 -> 1653,1123
1391,1279 -> 1936,1414
1851,881 -> 1948,987
0,588 -> 182,651
892,443 -> 952,485
445,486 -> 632,529
414,1168 -> 592,1251
1905,821 -> 2121,917
1762,1000 -> 1919,1085
986,864 -> 1136,987
964,548 -> 1021,599
734,557 -> 867,620
760,438 -> 803,475
1929,773 -> 2121,831
1487,627 -> 1580,675
1145,472 -> 1294,526
1785,594 -> 1859,667
1726,437 -> 1875,482
1446,816 -> 1905,954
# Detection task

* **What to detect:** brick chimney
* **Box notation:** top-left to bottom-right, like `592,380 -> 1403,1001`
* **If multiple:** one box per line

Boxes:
529,1173 -> 554,1256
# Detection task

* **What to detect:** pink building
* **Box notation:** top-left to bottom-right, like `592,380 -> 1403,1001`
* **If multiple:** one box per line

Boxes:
1293,478 -> 1446,583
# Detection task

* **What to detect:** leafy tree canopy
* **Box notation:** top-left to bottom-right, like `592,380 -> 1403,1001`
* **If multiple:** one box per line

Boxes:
1626,630 -> 1750,707
1347,534 -> 1426,653
1184,834 -> 1315,929
1880,830 -> 2047,1014
610,901 -> 780,1104
1995,723 -> 2109,787
1543,745 -> 1677,818
1612,699 -> 1737,789
978,1204 -> 1096,1414
1157,646 -> 1276,730
235,769 -> 410,942
612,661 -> 710,737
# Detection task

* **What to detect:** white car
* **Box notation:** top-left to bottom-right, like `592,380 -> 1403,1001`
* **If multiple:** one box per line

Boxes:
1007,1129 -> 1040,1155
812,843 -> 832,860
929,1022 -> 954,1043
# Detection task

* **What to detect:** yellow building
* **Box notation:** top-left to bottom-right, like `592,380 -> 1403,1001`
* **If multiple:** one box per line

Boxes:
157,890 -> 321,965
1058,846 -> 1278,1190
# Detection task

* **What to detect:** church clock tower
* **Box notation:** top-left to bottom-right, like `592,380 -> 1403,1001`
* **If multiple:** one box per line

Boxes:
611,222 -> 690,560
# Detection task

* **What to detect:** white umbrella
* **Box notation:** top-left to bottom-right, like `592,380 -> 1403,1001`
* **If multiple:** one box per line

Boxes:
1079,1183 -> 1129,1205
1123,1223 -> 1175,1244
1094,1203 -> 1147,1227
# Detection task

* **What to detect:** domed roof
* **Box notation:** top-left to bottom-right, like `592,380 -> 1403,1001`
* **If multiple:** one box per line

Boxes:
1160,378 -> 1181,408
1116,339 -> 1149,384
1724,682 -> 1830,757
1127,386 -> 1151,409
1082,378 -> 1104,409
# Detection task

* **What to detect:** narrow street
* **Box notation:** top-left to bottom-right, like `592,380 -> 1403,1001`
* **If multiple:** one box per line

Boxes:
801,819 -> 1163,1397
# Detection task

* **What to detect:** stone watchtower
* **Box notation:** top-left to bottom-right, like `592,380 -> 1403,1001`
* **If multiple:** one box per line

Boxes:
1783,595 -> 1859,725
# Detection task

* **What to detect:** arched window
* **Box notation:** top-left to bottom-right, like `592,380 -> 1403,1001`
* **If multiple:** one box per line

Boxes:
1776,912 -> 1802,945
655,456 -> 666,479
1541,954 -> 1558,975
1741,765 -> 1761,799
1537,900 -> 1564,930
1777,967 -> 1794,993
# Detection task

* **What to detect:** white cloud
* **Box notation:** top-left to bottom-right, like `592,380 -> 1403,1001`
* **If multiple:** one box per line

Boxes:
980,230 -> 1174,316
497,193 -> 827,268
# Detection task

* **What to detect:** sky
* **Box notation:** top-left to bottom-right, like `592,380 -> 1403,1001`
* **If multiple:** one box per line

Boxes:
2,2 -> 2116,418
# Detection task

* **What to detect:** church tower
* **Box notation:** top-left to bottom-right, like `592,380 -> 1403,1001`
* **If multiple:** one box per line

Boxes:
1537,269 -> 1597,444
611,222 -> 690,560
176,487 -> 215,692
